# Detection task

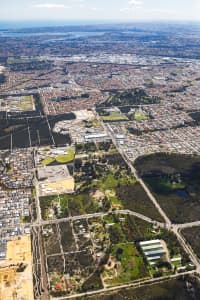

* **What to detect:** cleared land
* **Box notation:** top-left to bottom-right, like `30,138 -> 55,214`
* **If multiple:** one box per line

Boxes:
40,178 -> 75,196
38,165 -> 75,196
0,235 -> 34,300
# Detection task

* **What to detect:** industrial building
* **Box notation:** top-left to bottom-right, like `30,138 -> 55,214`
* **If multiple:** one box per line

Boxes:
139,239 -> 167,266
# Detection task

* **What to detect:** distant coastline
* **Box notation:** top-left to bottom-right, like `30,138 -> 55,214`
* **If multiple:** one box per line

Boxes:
0,20 -> 200,30
0,20 -> 115,30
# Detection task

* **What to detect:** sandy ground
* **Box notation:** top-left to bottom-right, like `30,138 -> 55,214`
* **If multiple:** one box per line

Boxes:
0,235 -> 34,300
92,190 -> 105,200
39,177 -> 75,196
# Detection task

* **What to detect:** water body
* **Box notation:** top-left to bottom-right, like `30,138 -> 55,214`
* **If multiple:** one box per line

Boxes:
176,189 -> 189,197
0,31 -> 69,37
0,29 -> 105,39
0,20 -> 109,30
43,32 -> 105,43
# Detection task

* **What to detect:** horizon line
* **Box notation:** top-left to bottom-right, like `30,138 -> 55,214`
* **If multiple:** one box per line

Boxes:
0,19 -> 200,30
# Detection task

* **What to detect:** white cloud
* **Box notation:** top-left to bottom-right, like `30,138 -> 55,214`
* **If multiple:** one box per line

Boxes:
128,0 -> 143,7
120,0 -> 143,14
33,3 -> 67,9
120,7 -> 129,12
150,8 -> 174,14
90,7 -> 103,11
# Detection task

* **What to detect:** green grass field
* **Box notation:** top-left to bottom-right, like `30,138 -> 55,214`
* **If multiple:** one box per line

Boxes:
7,57 -> 33,64
41,148 -> 75,165
134,110 -> 149,121
102,115 -> 128,122
18,95 -> 34,111
41,157 -> 55,166
104,243 -> 149,285
55,149 -> 75,163
100,172 -> 136,190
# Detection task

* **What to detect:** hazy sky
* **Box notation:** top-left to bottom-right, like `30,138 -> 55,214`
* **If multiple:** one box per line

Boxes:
0,0 -> 200,22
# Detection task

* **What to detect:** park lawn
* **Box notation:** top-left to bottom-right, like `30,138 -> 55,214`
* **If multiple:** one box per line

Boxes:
19,103 -> 32,110
100,172 -> 136,191
55,148 -> 75,163
100,173 -> 118,190
19,96 -> 33,110
20,77 -> 29,81
22,96 -> 32,101
105,243 -> 149,286
41,157 -> 55,166
7,57 -> 32,64
134,115 -> 148,121
102,115 -> 128,122
134,111 -> 148,121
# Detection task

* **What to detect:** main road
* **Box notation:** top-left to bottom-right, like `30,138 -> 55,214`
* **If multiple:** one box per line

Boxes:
32,209 -> 165,228
95,110 -> 171,226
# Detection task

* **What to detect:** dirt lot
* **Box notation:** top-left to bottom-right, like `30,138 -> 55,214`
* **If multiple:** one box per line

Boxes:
0,235 -> 34,300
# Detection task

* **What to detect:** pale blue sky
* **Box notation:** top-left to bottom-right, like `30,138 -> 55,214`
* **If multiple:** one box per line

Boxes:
0,0 -> 200,22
